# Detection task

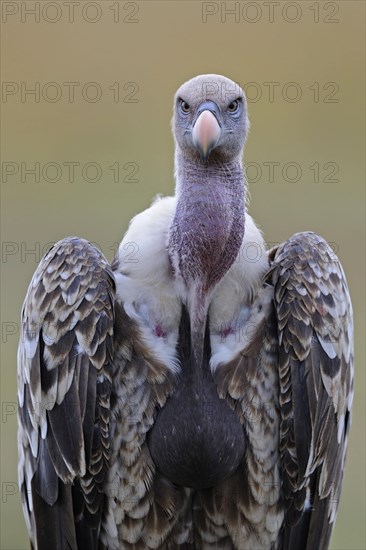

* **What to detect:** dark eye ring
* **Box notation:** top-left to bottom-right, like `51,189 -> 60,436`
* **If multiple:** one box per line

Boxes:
227,100 -> 240,113
180,100 -> 190,113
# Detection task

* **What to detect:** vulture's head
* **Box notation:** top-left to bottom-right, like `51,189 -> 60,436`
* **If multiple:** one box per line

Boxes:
173,74 -> 249,163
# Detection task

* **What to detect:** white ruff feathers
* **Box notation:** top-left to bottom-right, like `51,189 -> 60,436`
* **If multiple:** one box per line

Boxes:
115,195 -> 269,372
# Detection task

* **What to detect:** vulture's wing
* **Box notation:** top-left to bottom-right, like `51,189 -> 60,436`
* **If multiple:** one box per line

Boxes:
269,232 -> 354,549
17,237 -> 116,549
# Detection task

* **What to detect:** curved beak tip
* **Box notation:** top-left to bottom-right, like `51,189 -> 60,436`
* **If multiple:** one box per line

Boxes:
192,110 -> 221,161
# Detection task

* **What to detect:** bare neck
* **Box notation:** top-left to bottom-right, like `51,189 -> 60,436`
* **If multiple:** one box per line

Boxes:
168,150 -> 246,367
170,151 -> 246,289
174,151 -> 244,198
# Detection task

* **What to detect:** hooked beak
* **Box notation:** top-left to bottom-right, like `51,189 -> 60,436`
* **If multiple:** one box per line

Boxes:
192,103 -> 221,161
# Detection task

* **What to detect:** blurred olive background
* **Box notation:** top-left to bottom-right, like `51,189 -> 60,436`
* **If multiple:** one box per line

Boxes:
1,1 -> 364,548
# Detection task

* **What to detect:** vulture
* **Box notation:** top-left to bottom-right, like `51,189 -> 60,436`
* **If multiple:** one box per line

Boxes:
17,74 -> 354,550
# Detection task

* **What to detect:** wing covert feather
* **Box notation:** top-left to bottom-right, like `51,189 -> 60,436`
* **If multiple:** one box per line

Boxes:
269,232 -> 354,550
17,237 -> 116,549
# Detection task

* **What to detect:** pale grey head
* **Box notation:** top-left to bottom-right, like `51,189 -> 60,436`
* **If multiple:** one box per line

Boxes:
173,73 -> 249,164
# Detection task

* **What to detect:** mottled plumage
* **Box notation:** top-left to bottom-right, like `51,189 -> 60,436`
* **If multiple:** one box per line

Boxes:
18,75 -> 353,550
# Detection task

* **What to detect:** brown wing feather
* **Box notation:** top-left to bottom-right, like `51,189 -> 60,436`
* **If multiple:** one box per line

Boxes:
98,301 -> 189,548
268,231 -> 354,550
18,237 -> 116,549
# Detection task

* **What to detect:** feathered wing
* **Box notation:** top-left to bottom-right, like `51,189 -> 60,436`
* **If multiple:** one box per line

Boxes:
268,232 -> 354,550
17,237 -> 116,550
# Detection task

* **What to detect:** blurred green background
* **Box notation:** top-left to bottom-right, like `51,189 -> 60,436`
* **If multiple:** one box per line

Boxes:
1,1 -> 365,548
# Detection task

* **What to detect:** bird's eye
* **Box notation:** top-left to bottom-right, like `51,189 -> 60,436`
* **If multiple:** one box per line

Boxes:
180,100 -> 190,113
227,100 -> 240,113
